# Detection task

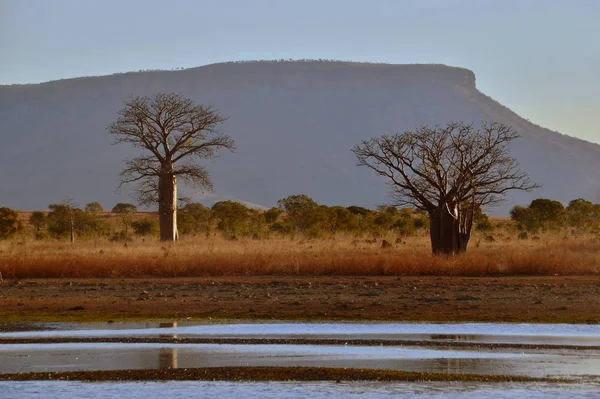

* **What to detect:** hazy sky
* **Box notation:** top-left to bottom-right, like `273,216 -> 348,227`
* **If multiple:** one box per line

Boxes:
1,0 -> 598,143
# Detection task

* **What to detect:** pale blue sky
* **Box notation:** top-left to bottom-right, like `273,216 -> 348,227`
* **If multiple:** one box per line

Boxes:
1,0 -> 599,143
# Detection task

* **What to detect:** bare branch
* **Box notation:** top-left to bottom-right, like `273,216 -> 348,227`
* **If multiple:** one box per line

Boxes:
108,93 -> 235,206
353,122 -> 538,213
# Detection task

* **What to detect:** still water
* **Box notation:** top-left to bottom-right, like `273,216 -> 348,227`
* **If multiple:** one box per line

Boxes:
4,322 -> 600,346
1,380 -> 599,399
1,342 -> 599,378
1,322 -> 599,397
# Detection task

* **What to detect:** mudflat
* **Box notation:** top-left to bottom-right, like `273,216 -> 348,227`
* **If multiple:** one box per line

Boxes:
1,276 -> 599,325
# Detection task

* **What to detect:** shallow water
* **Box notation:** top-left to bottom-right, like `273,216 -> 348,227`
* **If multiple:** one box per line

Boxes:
1,381 -> 599,399
3,322 -> 600,346
1,323 -> 599,380
0,342 -> 598,378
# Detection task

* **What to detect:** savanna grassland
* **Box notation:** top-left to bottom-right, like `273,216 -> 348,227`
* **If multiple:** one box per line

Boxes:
1,230 -> 599,279
1,226 -> 599,324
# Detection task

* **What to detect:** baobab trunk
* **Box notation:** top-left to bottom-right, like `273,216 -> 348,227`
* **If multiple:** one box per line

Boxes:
158,174 -> 178,241
429,205 -> 470,255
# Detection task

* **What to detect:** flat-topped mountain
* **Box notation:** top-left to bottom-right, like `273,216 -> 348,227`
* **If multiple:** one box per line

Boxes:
1,60 -> 599,214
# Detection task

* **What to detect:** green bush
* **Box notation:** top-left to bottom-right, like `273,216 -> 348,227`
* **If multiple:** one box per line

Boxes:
178,203 -> 212,235
29,211 -> 47,233
212,201 -> 262,237
0,207 -> 22,239
132,218 -> 159,236
85,202 -> 104,214
47,203 -> 107,239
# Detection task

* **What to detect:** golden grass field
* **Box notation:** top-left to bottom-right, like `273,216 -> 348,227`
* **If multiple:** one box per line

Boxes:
1,231 -> 598,279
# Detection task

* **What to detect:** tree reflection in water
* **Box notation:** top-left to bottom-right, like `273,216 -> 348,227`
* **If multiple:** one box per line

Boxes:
159,347 -> 178,369
158,322 -> 178,369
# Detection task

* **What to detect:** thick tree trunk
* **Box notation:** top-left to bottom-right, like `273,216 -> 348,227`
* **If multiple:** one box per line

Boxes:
158,173 -> 178,242
429,204 -> 471,255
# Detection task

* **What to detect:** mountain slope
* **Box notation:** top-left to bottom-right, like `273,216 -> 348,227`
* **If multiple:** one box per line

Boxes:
1,61 -> 599,214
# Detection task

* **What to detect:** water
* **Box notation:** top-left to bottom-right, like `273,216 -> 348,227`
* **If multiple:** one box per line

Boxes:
1,381 -> 599,399
4,322 -> 600,346
1,342 -> 599,378
1,322 -> 599,397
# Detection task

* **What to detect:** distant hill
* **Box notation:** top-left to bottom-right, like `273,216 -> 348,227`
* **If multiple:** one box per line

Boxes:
1,60 -> 599,214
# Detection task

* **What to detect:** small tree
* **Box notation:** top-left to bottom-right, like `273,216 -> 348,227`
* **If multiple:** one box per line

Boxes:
109,93 -> 235,241
264,207 -> 282,224
510,205 -> 536,232
474,209 -> 493,231
566,198 -> 598,231
529,198 -> 565,231
277,194 -> 320,233
347,206 -> 370,216
112,203 -> 137,235
178,203 -> 212,236
0,207 -> 22,240
131,218 -> 159,236
29,211 -> 47,233
46,199 -> 78,242
211,201 -> 258,237
353,122 -> 537,254
85,202 -> 104,214
325,206 -> 360,234
511,199 -> 565,232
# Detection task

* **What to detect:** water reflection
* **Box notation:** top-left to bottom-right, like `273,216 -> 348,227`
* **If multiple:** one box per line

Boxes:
2,322 -> 600,382
150,323 -> 181,369
1,343 -> 598,380
158,348 -> 178,369
4,323 -> 600,347
444,358 -> 466,374
430,334 -> 478,341
158,322 -> 178,339
433,358 -> 503,376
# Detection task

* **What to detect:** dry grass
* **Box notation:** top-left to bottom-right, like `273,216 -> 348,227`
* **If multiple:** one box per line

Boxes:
1,232 -> 599,279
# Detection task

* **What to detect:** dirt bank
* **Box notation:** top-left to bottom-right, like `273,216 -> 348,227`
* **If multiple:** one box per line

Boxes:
0,367 -> 548,382
1,276 -> 598,324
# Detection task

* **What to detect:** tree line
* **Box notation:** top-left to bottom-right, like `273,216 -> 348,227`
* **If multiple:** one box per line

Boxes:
0,201 -> 154,242
0,195 -> 427,241
510,198 -> 600,234
3,195 -> 599,242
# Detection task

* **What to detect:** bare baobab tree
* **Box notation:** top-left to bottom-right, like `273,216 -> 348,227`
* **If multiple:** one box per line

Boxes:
352,122 -> 538,255
109,93 -> 235,241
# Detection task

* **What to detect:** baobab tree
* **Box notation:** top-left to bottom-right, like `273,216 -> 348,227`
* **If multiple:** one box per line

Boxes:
109,93 -> 235,241
352,122 -> 538,255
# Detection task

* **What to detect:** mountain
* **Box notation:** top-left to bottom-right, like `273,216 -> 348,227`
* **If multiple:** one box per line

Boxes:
1,60 -> 599,214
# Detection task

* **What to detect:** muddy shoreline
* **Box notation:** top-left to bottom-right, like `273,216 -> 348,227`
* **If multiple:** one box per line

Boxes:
1,276 -> 599,324
0,367 -> 555,383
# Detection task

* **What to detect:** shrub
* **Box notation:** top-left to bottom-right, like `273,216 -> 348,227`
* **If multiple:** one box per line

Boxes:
47,203 -> 107,239
0,207 -> 22,239
132,218 -> 159,236
29,211 -> 47,233
112,203 -> 137,234
85,202 -> 104,214
178,203 -> 212,235
212,201 -> 263,237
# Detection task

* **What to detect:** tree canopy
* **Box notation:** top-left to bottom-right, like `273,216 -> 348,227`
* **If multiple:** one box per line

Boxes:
108,93 -> 235,241
353,122 -> 538,254
0,207 -> 22,240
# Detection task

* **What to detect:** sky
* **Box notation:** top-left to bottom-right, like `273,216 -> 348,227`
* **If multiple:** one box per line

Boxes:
1,0 -> 599,144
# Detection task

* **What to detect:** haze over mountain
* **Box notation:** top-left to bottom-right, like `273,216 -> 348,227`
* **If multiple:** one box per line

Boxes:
1,60 -> 599,215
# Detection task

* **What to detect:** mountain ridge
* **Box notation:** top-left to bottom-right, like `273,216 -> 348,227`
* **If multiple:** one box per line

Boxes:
1,60 -> 598,214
